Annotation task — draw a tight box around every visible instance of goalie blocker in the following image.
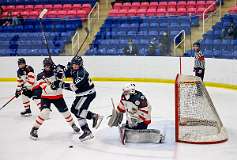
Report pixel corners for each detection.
[108,83,165,144]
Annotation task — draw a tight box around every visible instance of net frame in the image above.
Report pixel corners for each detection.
[175,74,228,144]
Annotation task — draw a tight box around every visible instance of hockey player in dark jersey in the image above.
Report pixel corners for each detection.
[15,58,41,116]
[50,56,103,142]
[30,58,80,140]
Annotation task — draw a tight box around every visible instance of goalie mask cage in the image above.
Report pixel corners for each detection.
[175,74,228,144]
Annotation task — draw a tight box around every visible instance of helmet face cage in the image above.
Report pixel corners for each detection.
[43,58,54,69]
[123,83,136,95]
[71,56,83,67]
[18,58,26,65]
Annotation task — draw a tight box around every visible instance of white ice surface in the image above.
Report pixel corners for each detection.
[0,82,237,160]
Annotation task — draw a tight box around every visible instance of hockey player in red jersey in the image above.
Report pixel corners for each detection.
[193,42,205,81]
[117,83,151,129]
[30,58,80,140]
[15,58,41,116]
[108,83,164,144]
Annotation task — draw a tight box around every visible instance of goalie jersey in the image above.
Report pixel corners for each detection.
[117,90,151,126]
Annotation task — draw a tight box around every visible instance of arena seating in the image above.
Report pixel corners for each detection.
[0,4,92,19]
[228,6,237,14]
[0,18,82,56]
[184,14,237,59]
[86,16,199,56]
[0,0,96,6]
[109,1,216,17]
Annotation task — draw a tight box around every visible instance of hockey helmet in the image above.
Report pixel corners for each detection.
[18,58,26,65]
[43,58,53,67]
[193,41,200,48]
[71,56,83,66]
[123,83,136,95]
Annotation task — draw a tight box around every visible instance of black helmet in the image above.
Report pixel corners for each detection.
[193,41,200,48]
[71,56,83,66]
[43,58,53,67]
[18,58,26,65]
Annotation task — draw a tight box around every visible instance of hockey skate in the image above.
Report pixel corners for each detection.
[30,127,38,140]
[21,108,32,117]
[79,129,94,142]
[92,114,104,129]
[72,123,80,133]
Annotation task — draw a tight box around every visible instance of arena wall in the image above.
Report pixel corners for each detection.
[0,56,236,90]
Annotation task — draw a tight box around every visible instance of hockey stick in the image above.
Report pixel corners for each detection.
[0,96,16,111]
[38,9,52,60]
[73,27,90,58]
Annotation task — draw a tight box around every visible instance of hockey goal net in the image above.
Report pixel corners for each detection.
[175,74,228,144]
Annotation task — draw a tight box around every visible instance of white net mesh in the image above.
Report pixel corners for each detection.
[176,75,228,143]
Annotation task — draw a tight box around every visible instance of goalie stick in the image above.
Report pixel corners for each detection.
[111,98,126,145]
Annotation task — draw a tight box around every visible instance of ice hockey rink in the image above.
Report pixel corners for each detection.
[0,81,237,160]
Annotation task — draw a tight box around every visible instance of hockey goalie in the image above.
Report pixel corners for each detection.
[108,83,165,145]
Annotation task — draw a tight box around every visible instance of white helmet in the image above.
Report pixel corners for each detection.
[123,83,136,95]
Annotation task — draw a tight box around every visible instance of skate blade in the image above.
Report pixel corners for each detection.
[30,136,38,141]
[21,113,32,117]
[94,116,104,129]
[79,134,94,142]
[73,130,81,134]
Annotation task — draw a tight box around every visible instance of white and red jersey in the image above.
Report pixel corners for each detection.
[117,90,151,125]
[35,70,63,100]
[16,65,36,90]
[194,50,205,69]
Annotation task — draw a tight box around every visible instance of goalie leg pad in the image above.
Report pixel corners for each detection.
[124,128,165,144]
[108,108,123,127]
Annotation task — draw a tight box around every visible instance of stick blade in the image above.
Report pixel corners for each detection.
[39,8,48,19]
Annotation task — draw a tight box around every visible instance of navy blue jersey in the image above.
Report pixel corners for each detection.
[37,70,54,81]
[65,67,95,95]
[17,65,34,78]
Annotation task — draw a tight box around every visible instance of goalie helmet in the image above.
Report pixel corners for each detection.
[18,58,26,65]
[71,56,83,67]
[123,83,136,95]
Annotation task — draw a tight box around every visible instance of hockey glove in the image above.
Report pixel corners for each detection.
[67,62,72,69]
[55,64,65,79]
[51,80,64,90]
[22,87,32,97]
[15,88,22,98]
